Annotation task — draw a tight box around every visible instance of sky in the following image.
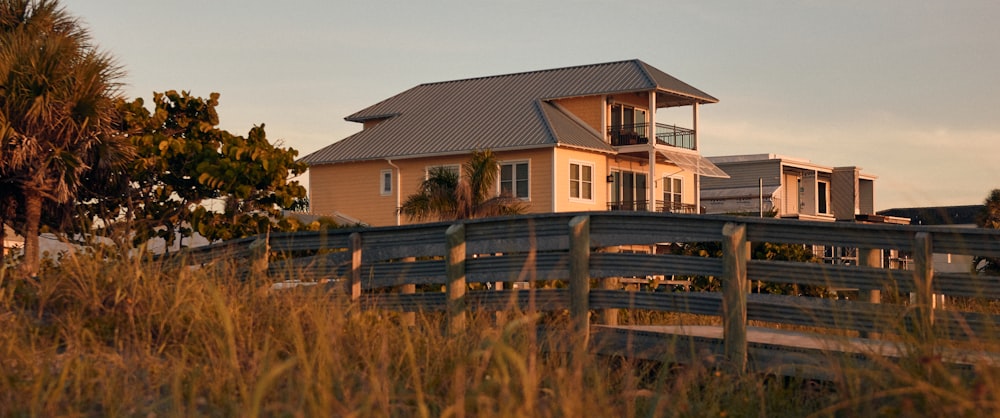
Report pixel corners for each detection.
[63,0,1000,211]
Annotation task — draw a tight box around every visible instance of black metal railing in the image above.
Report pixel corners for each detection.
[658,200,700,214]
[655,124,696,150]
[608,123,649,146]
[608,200,699,214]
[607,200,650,211]
[608,123,696,150]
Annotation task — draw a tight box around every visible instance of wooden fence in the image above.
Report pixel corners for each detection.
[180,211,1000,375]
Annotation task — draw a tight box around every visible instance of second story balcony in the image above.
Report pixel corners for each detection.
[608,123,696,150]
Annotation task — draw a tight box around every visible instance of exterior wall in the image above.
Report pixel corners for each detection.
[362,117,390,130]
[607,93,649,110]
[309,149,556,226]
[602,154,694,211]
[801,171,818,215]
[831,167,860,221]
[782,172,800,215]
[309,161,402,226]
[552,147,609,212]
[553,96,605,133]
[701,160,781,190]
[495,148,555,215]
[859,178,875,215]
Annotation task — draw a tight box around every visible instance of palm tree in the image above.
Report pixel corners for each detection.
[0,0,124,275]
[399,149,527,222]
[974,189,1000,275]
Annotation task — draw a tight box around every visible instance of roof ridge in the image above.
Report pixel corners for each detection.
[631,59,659,89]
[418,59,641,87]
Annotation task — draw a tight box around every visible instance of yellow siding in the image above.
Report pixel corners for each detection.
[607,93,650,109]
[309,150,556,226]
[309,146,699,225]
[308,161,400,226]
[606,156,696,208]
[494,148,555,215]
[553,96,604,133]
[553,147,609,212]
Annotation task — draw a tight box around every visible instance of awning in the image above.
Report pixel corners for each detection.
[657,148,730,178]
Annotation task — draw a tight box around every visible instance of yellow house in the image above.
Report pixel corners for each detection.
[301,59,728,226]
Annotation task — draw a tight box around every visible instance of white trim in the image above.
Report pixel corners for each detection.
[551,150,557,212]
[662,174,683,204]
[568,160,595,203]
[379,169,393,196]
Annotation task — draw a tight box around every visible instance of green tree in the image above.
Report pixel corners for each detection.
[102,91,308,250]
[399,149,526,222]
[973,188,1000,275]
[667,233,823,295]
[0,0,125,275]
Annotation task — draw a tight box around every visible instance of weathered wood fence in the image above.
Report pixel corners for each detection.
[180,211,1000,374]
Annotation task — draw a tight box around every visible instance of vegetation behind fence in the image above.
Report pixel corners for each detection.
[183,211,1000,373]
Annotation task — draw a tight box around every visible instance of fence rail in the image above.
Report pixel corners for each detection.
[180,211,1000,375]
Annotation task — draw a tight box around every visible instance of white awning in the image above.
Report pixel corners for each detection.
[657,148,730,178]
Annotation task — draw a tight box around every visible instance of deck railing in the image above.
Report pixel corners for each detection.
[607,200,699,213]
[608,123,696,150]
[180,211,1000,375]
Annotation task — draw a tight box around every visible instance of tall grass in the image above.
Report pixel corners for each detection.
[1,250,998,417]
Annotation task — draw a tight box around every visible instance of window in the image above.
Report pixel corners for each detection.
[569,162,594,201]
[818,181,829,214]
[380,169,393,196]
[610,104,647,129]
[609,104,648,144]
[663,176,682,204]
[425,164,460,179]
[500,161,529,199]
[610,170,647,210]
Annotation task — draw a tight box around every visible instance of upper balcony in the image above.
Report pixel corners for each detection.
[607,123,696,150]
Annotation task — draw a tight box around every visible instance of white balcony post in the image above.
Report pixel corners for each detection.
[648,91,657,211]
[693,102,701,210]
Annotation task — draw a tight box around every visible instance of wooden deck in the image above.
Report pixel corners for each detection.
[592,324,1000,381]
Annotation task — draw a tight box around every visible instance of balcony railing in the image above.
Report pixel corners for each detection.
[607,123,696,150]
[607,200,700,214]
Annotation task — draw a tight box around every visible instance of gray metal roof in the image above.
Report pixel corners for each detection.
[302,59,717,165]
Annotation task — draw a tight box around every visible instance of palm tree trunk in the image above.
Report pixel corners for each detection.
[21,190,42,277]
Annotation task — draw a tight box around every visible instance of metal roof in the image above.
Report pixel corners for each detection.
[302,59,717,165]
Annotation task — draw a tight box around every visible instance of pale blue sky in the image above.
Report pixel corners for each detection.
[65,0,1000,210]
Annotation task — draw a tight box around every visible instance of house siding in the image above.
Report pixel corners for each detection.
[495,148,554,216]
[553,96,604,133]
[309,161,401,226]
[309,149,557,226]
[702,161,780,190]
[554,147,608,212]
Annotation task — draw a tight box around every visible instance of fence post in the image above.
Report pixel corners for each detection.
[721,222,748,374]
[858,248,883,304]
[912,232,935,347]
[348,232,362,301]
[569,216,591,344]
[248,230,270,278]
[858,247,883,338]
[398,257,416,327]
[446,223,467,334]
[598,246,620,326]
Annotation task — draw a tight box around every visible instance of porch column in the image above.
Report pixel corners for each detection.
[693,102,701,210]
[648,91,657,212]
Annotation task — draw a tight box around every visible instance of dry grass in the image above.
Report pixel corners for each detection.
[1,250,999,417]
